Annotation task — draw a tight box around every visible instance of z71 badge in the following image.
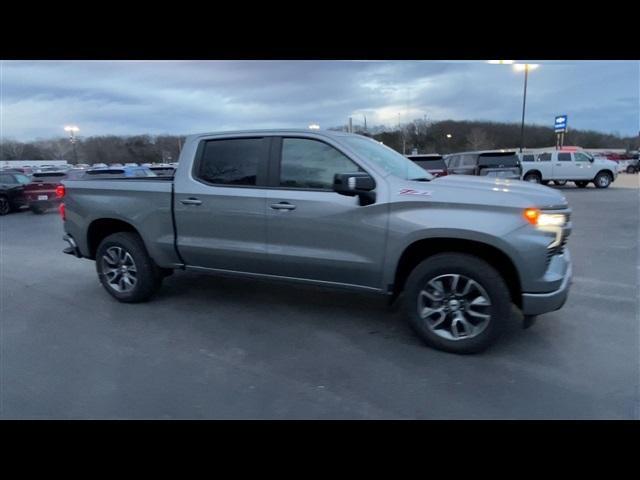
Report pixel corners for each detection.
[398,188,432,196]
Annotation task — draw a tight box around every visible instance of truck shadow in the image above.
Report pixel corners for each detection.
[156,270,527,354]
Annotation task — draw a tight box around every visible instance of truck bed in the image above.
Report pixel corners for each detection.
[62,178,180,267]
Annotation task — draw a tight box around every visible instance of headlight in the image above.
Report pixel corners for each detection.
[523,208,567,227]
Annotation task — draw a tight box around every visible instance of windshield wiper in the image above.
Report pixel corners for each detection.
[410,177,431,182]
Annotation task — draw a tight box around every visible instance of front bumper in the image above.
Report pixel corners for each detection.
[521,254,572,316]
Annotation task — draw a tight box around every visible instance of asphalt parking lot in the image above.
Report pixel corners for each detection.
[1,176,638,419]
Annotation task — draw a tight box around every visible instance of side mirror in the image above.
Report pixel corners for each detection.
[589,157,594,163]
[333,172,376,205]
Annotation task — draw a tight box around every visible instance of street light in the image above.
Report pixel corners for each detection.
[488,61,540,152]
[308,124,320,130]
[446,133,452,138]
[64,125,80,164]
[513,64,539,153]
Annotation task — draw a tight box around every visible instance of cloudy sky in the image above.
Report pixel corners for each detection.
[1,60,638,141]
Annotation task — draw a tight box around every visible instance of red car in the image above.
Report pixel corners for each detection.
[406,154,449,177]
[23,171,72,214]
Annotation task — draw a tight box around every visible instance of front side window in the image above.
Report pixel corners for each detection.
[280,138,362,189]
[522,154,535,162]
[197,138,266,186]
[558,153,572,162]
[539,153,551,162]
[574,153,590,162]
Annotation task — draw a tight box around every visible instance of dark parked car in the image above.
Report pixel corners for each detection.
[406,154,448,177]
[626,155,639,174]
[0,171,31,215]
[444,150,522,180]
[24,171,70,214]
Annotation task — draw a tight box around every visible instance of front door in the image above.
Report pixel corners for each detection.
[264,137,387,289]
[572,152,594,180]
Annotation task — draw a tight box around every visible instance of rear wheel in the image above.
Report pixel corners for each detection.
[0,196,10,216]
[95,232,163,303]
[403,253,511,354]
[575,181,588,188]
[523,172,541,184]
[594,171,612,188]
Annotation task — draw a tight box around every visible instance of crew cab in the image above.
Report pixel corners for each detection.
[61,130,573,354]
[520,150,618,188]
[444,150,522,180]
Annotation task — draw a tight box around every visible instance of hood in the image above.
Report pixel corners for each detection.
[393,175,568,210]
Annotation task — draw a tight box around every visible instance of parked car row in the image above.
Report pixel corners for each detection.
[0,163,176,216]
[406,149,621,189]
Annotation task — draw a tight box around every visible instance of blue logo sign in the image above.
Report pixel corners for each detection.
[555,115,568,133]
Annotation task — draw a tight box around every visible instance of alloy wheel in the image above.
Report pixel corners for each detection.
[101,246,138,293]
[417,274,492,341]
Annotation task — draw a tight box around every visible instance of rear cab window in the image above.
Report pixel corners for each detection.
[195,137,270,187]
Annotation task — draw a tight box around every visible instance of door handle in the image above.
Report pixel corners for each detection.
[270,202,296,211]
[180,198,202,206]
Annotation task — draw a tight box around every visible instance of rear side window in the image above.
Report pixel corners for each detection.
[478,154,519,167]
[558,153,572,162]
[446,156,459,168]
[461,155,477,167]
[197,138,267,186]
[279,138,362,189]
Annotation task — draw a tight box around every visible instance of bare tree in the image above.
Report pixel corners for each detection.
[466,128,494,150]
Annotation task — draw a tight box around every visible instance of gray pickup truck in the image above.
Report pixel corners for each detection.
[61,130,572,353]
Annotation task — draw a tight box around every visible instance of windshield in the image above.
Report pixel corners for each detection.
[340,136,434,181]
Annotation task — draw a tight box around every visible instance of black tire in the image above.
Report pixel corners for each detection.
[575,181,588,188]
[95,232,163,303]
[541,180,550,186]
[0,196,10,216]
[403,253,512,354]
[523,172,541,184]
[553,180,567,186]
[594,171,612,189]
[626,165,637,174]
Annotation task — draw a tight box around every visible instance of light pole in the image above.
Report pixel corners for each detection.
[488,61,539,152]
[513,63,539,153]
[64,125,79,164]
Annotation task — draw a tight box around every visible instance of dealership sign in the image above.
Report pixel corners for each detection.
[554,115,568,133]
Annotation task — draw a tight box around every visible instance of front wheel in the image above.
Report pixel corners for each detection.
[403,253,511,354]
[95,232,163,303]
[575,181,588,188]
[626,165,637,174]
[594,171,612,188]
[523,172,541,184]
[0,196,10,216]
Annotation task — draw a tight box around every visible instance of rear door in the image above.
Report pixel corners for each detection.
[264,136,387,288]
[552,152,573,179]
[174,136,271,273]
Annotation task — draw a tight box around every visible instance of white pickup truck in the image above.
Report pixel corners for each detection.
[519,151,618,188]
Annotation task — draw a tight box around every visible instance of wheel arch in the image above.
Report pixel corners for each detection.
[391,237,522,308]
[87,218,139,260]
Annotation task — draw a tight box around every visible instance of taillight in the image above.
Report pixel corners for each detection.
[56,185,65,198]
[58,203,66,221]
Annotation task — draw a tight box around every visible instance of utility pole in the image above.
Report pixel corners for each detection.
[519,64,529,153]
